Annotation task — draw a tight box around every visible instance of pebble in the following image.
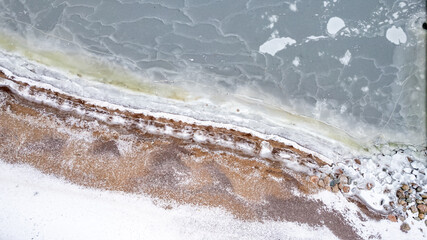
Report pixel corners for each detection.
[378,171,387,179]
[419,213,425,220]
[332,185,339,193]
[410,205,418,213]
[388,214,397,222]
[416,186,423,192]
[366,183,373,190]
[330,179,338,187]
[417,204,427,213]
[310,175,319,184]
[318,179,325,188]
[339,175,348,184]
[400,223,410,232]
[411,161,423,169]
[421,194,427,199]
[398,199,407,207]
[416,199,423,204]
[342,186,350,193]
[396,189,405,198]
[401,184,409,191]
[324,176,331,186]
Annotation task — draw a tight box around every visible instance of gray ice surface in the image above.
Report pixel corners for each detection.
[0,0,425,147]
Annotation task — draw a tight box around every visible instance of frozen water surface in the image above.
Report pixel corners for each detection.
[0,0,425,154]
[0,1,426,239]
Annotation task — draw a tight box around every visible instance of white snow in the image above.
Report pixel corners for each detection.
[361,86,369,93]
[289,3,297,12]
[305,35,328,43]
[267,15,278,29]
[326,17,345,35]
[1,156,426,240]
[270,29,279,38]
[292,57,300,67]
[385,26,407,45]
[260,141,273,158]
[339,50,351,65]
[259,37,296,56]
[0,161,340,240]
[392,12,399,19]
[310,190,426,240]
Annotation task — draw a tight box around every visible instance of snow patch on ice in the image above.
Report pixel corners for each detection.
[292,57,300,67]
[339,50,351,65]
[289,3,297,12]
[327,17,345,35]
[267,15,278,29]
[259,37,296,56]
[385,26,407,45]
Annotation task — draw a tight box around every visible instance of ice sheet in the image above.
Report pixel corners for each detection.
[0,0,424,151]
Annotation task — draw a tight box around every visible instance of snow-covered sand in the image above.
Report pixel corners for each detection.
[0,161,340,240]
[1,160,425,240]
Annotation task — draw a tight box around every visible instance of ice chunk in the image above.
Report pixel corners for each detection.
[385,26,407,45]
[339,50,351,65]
[259,37,296,56]
[327,17,345,35]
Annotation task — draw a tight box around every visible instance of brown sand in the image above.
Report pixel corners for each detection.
[0,73,364,239]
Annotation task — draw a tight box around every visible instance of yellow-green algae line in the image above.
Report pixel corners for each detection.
[0,30,193,101]
[0,30,380,155]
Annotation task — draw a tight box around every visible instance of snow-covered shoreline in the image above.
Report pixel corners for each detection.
[1,47,426,224]
[1,158,425,240]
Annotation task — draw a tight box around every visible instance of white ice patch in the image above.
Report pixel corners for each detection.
[305,35,328,42]
[361,86,369,93]
[267,15,278,29]
[292,57,300,67]
[339,50,351,65]
[385,26,407,45]
[270,29,279,38]
[392,12,399,19]
[260,141,273,158]
[326,17,345,35]
[259,37,296,56]
[289,3,297,12]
